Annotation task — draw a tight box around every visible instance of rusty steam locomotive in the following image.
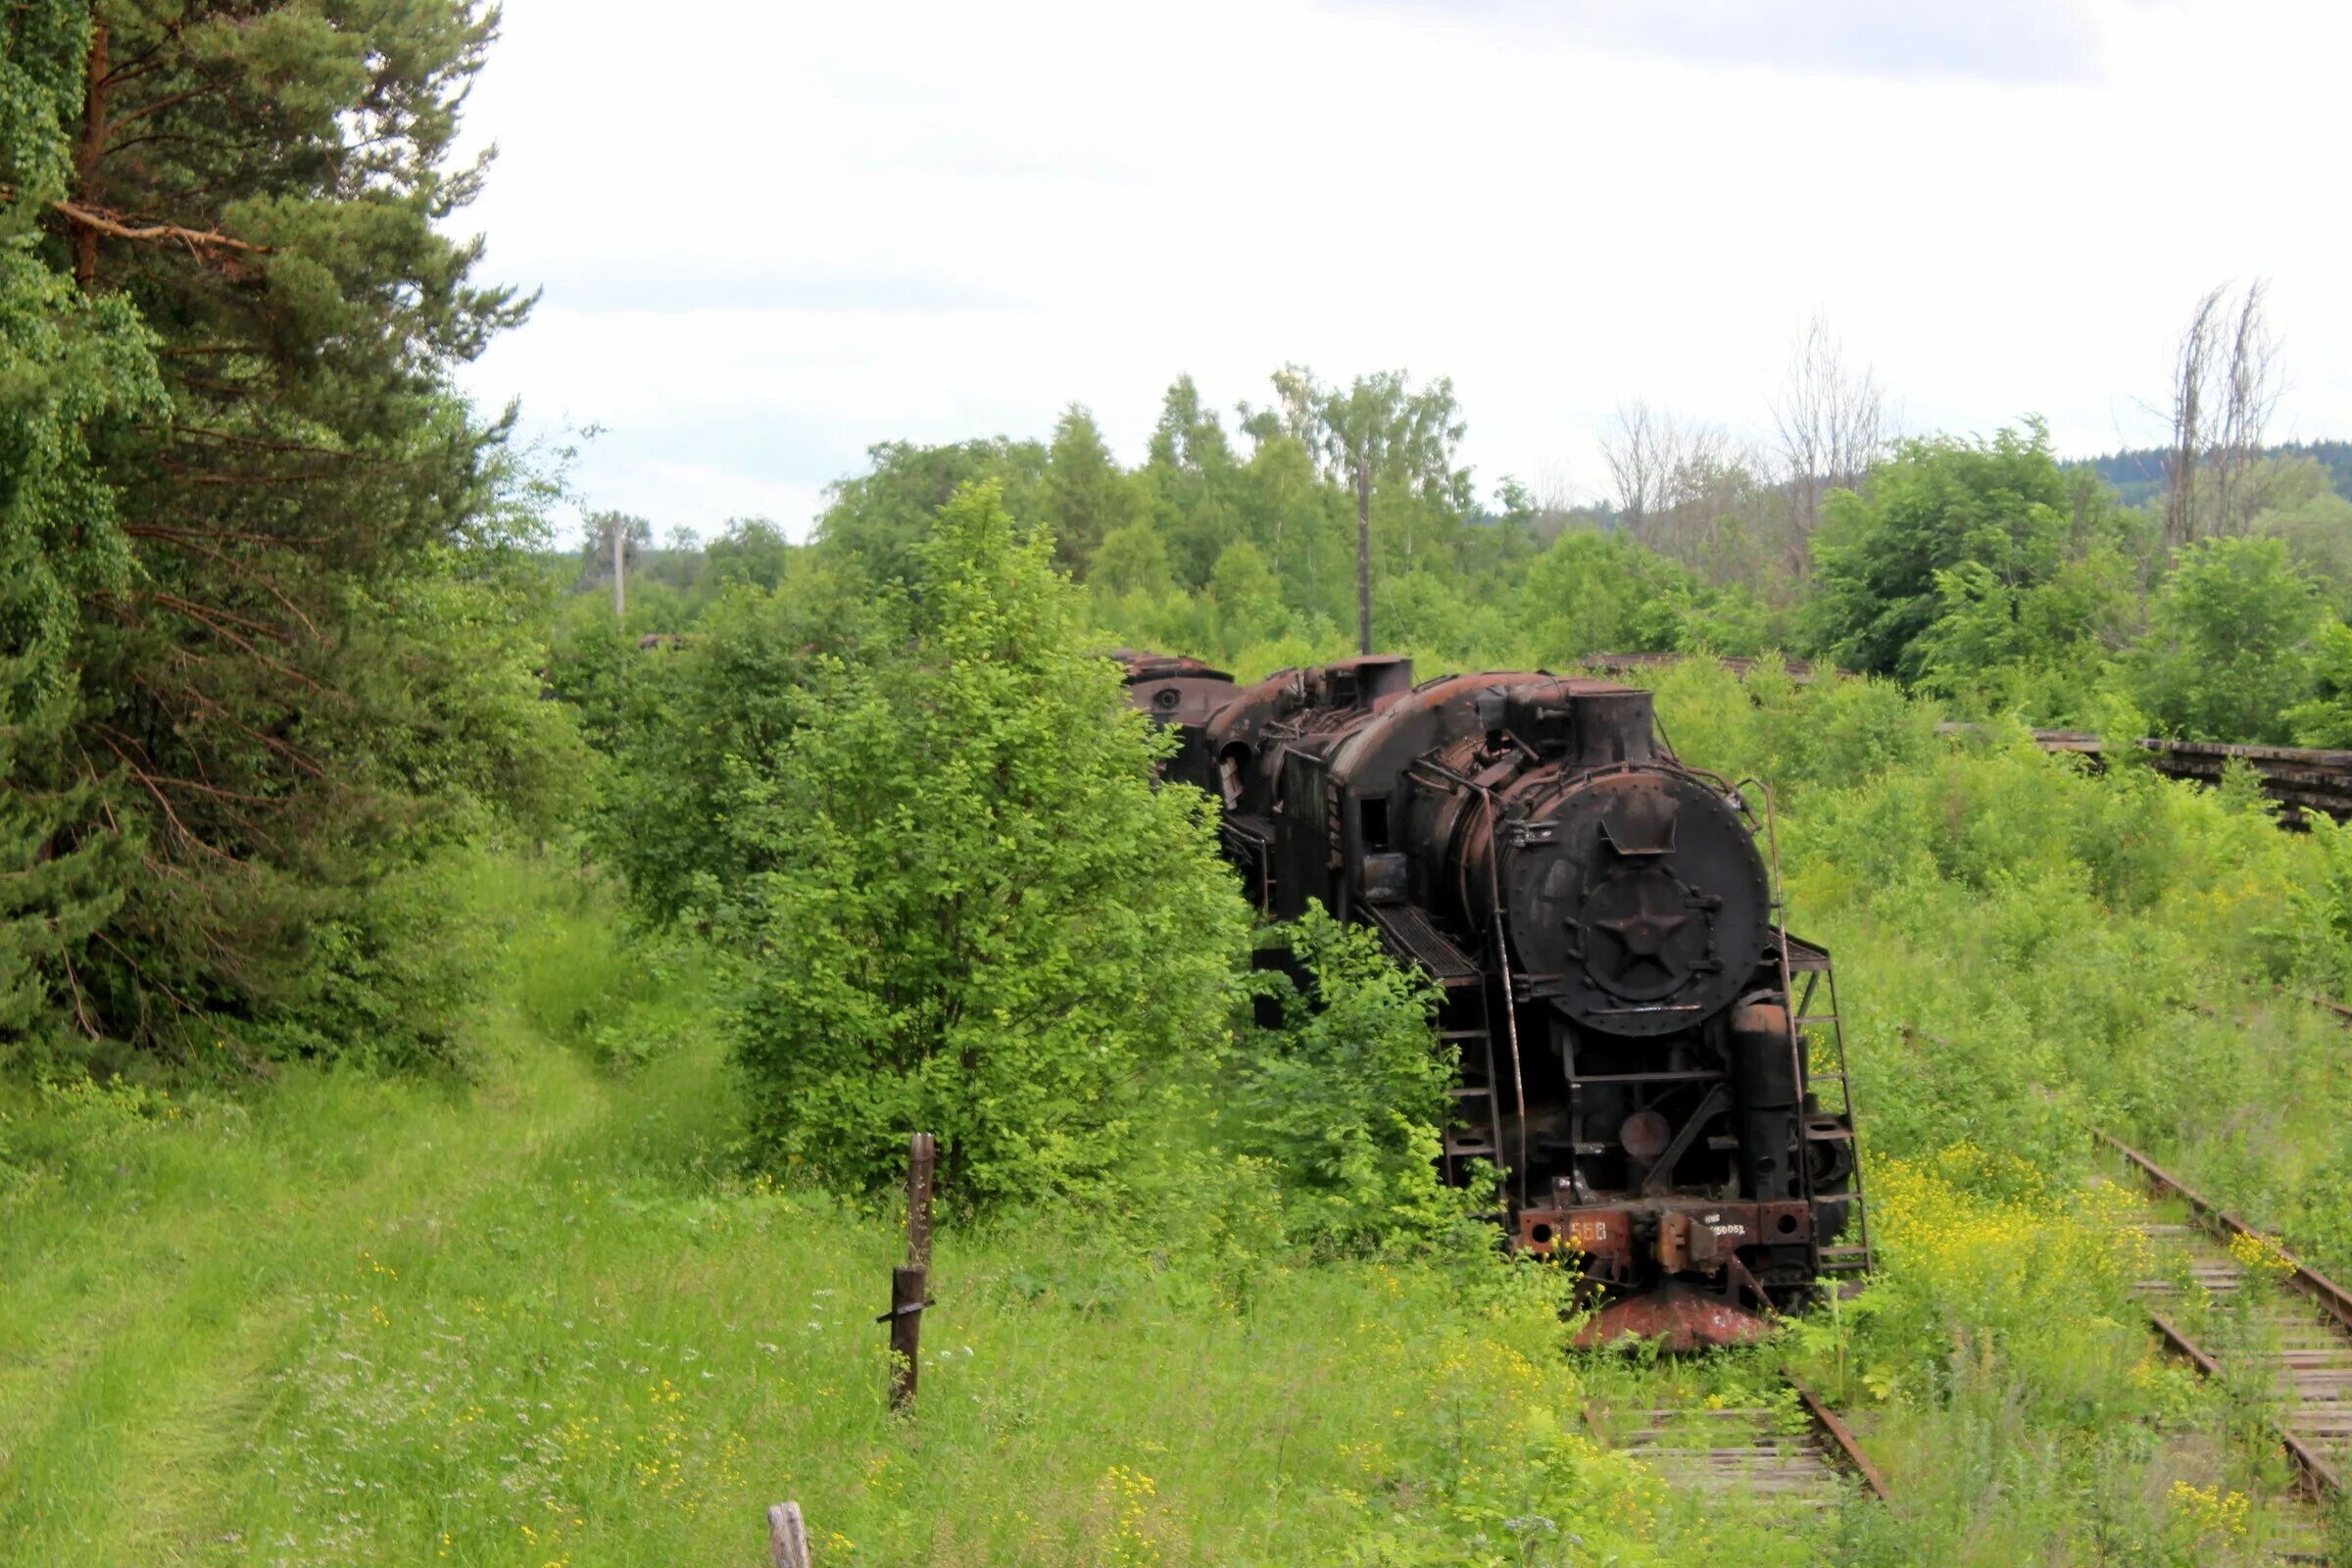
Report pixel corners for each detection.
[1119,651,1871,1348]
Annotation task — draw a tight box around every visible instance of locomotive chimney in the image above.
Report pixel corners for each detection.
[1570,688,1656,768]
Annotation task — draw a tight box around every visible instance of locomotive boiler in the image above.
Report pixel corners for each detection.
[1117,651,1871,1348]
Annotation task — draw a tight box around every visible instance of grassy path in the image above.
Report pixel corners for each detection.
[0,1005,616,1561]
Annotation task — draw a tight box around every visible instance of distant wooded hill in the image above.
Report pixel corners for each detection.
[2076,441,2352,507]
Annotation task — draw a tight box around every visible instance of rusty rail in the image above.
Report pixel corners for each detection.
[1913,1033,2347,1534]
[2105,1130,2351,1508]
[1591,1371,1890,1509]
[2002,727,2352,824]
[1784,1368,1892,1501]
[2148,1293,2344,1501]
[2095,1127,2352,1336]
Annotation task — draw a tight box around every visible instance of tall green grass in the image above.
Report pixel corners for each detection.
[0,856,1783,1565]
[0,771,2329,1564]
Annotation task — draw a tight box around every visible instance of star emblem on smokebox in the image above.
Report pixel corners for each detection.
[1593,879,1690,959]
[1579,870,1706,1001]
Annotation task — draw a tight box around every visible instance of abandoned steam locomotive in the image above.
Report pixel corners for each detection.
[1118,651,1870,1348]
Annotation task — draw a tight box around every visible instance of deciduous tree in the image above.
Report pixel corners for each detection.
[724,483,1250,1202]
[1807,423,2074,682]
[2133,535,2322,743]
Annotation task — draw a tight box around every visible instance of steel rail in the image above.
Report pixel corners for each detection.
[1908,1038,2347,1522]
[2095,1127,2352,1337]
[2104,1131,2349,1503]
[1783,1368,1893,1501]
[1588,1371,1891,1508]
[2146,1306,2344,1500]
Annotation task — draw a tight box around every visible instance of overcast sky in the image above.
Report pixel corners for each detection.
[455,0,2352,541]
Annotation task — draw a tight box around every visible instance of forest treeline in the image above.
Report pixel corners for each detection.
[561,322,2352,757]
[2085,439,2352,509]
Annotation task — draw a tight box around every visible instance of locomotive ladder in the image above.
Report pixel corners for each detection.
[1367,904,1506,1185]
[1747,766,1875,1285]
[1440,972,1507,1184]
[1781,939,1876,1282]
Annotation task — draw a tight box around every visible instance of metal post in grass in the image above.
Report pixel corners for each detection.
[885,1263,927,1408]
[907,1132,936,1270]
[880,1132,937,1410]
[767,1501,811,1567]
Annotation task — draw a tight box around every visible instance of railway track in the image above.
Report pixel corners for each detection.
[1586,1368,1889,1511]
[2104,1128,2352,1562]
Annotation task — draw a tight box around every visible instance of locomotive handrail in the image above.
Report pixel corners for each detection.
[1465,778,1533,1206]
[1738,775,1804,1045]
[1404,757,1478,792]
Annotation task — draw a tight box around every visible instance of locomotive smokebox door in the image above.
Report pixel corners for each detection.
[1504,769,1773,1040]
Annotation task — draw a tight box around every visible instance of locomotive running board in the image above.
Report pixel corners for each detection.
[1366,903,1482,988]
[1775,927,1833,973]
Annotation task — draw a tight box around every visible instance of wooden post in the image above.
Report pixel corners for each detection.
[888,1263,926,1409]
[906,1132,936,1270]
[881,1133,936,1410]
[767,1501,811,1568]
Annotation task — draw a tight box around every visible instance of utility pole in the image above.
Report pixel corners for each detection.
[612,516,626,621]
[1355,455,1372,656]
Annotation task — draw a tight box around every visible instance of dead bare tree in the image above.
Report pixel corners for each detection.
[1651,425,1735,564]
[1601,402,1726,546]
[2219,280,2280,536]
[1771,313,1887,575]
[2165,280,2280,548]
[2166,286,2223,550]
[1600,400,1670,535]
[1525,459,1583,544]
[1599,401,1785,585]
[1663,435,1780,588]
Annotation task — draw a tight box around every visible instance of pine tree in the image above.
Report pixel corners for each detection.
[12,1,565,1057]
[0,5,160,1051]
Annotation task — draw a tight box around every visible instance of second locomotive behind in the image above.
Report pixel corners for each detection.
[1118,651,1871,1348]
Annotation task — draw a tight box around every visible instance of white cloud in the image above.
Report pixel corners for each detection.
[456,0,2352,538]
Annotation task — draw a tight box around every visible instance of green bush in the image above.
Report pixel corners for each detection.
[2132,536,2325,743]
[588,562,882,927]
[720,482,1251,1205]
[1235,906,1468,1255]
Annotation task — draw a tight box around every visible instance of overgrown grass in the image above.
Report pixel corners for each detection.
[0,855,1818,1566]
[8,707,2346,1564]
